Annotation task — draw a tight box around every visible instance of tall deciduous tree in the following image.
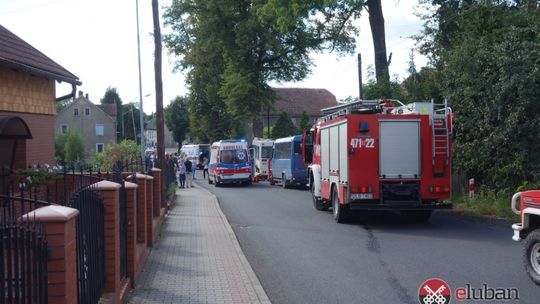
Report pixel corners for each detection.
[272,112,298,138]
[164,96,190,147]
[418,1,540,189]
[121,103,145,144]
[261,0,389,84]
[64,129,85,165]
[298,111,312,132]
[365,0,389,82]
[100,87,123,142]
[164,0,361,138]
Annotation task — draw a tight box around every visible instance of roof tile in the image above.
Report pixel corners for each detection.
[0,24,80,84]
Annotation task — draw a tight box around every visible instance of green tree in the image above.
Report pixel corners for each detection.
[64,129,85,165]
[261,0,390,81]
[163,0,364,139]
[121,103,145,144]
[100,87,123,142]
[298,111,311,132]
[165,96,190,146]
[272,112,298,138]
[418,1,540,189]
[54,133,69,164]
[362,69,405,100]
[56,97,73,113]
[92,140,140,171]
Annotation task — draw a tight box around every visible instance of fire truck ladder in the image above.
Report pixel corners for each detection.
[320,99,408,122]
[431,99,451,177]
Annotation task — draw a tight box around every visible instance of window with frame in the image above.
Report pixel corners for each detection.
[274,142,290,159]
[73,108,79,116]
[95,124,104,136]
[96,143,104,153]
[85,108,90,115]
[61,125,68,134]
[293,141,301,155]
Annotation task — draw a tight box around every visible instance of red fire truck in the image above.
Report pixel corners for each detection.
[302,99,453,223]
[511,191,540,284]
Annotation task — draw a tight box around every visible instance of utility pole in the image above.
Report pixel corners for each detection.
[358,53,363,100]
[152,0,166,201]
[135,0,146,165]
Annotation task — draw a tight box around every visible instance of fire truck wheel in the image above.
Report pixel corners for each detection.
[311,183,327,211]
[523,230,540,285]
[401,210,432,222]
[332,187,349,223]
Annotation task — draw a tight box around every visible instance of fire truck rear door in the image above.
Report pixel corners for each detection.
[379,119,420,179]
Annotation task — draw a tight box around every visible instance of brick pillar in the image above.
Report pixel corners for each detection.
[151,168,162,217]
[22,205,79,304]
[145,175,154,246]
[92,181,121,299]
[127,174,149,245]
[124,181,138,285]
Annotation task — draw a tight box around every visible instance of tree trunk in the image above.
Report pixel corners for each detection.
[152,0,166,201]
[366,0,389,82]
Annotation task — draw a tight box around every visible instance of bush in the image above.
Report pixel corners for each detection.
[91,140,140,171]
[452,187,519,221]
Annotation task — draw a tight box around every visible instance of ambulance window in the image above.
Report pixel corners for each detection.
[254,147,259,159]
[261,146,273,159]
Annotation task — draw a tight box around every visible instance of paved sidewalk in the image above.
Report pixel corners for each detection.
[127,182,271,304]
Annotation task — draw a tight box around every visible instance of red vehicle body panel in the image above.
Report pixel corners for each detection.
[306,102,453,208]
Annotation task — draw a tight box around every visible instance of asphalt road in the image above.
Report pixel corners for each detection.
[194,171,540,304]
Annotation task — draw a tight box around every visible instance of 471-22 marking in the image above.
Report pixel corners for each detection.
[350,138,375,149]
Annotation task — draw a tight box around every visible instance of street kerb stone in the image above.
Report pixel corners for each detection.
[127,180,271,304]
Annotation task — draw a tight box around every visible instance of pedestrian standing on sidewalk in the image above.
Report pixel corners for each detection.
[202,157,209,179]
[185,158,193,188]
[178,159,186,188]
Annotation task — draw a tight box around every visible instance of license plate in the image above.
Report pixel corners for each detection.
[350,193,373,200]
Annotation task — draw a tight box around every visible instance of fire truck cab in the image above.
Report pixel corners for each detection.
[511,191,540,284]
[303,99,453,223]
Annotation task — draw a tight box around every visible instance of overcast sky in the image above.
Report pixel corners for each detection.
[1,0,430,114]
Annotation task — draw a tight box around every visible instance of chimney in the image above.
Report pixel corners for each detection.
[78,90,83,97]
[85,93,89,99]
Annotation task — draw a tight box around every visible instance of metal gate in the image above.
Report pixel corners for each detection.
[112,161,128,280]
[0,195,49,304]
[69,187,105,304]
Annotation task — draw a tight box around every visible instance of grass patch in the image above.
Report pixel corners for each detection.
[451,191,519,221]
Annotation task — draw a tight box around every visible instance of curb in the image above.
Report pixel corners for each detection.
[194,181,272,304]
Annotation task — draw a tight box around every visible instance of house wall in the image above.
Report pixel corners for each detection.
[0,66,57,167]
[0,66,56,115]
[55,98,116,160]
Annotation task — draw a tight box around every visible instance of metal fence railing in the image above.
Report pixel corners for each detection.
[0,184,49,304]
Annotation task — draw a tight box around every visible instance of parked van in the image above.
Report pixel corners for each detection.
[251,138,274,180]
[270,135,308,188]
[208,140,251,186]
[180,144,210,169]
